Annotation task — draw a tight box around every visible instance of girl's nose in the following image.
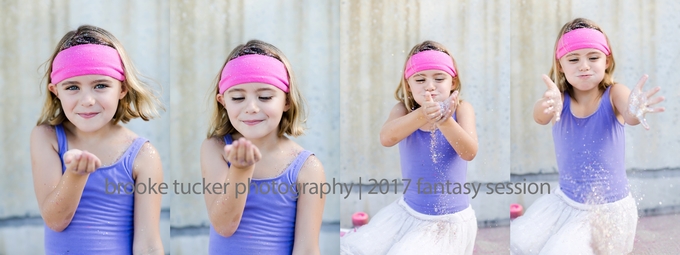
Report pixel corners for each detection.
[80,93,95,107]
[244,99,260,114]
[424,80,436,91]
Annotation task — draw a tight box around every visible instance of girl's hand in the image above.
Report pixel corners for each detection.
[63,149,102,175]
[420,92,443,124]
[541,74,563,122]
[628,75,665,130]
[435,91,459,125]
[224,138,262,169]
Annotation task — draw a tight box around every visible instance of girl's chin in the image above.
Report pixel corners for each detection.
[66,116,114,132]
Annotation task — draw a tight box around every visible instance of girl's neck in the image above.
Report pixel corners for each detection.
[572,86,603,104]
[63,121,118,144]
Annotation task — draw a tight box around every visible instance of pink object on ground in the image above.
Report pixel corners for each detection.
[352,212,369,227]
[510,203,524,219]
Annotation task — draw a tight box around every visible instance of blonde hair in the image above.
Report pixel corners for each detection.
[549,18,616,101]
[207,40,307,138]
[395,40,462,112]
[37,25,162,126]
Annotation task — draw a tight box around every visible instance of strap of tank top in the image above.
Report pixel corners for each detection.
[223,134,233,167]
[602,85,613,113]
[124,137,149,175]
[288,150,313,185]
[222,134,233,145]
[54,124,69,171]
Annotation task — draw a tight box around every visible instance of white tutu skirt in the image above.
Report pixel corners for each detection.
[510,188,637,255]
[341,198,477,255]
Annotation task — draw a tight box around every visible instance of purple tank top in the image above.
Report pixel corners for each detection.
[209,134,312,254]
[398,113,469,215]
[45,124,147,254]
[553,86,628,204]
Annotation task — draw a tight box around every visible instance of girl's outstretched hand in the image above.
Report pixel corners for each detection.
[224,138,262,169]
[63,149,102,175]
[541,74,563,122]
[435,90,459,125]
[628,74,665,130]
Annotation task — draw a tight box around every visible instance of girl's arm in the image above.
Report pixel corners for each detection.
[379,103,429,147]
[132,142,164,255]
[30,125,100,232]
[610,76,665,128]
[292,155,326,255]
[610,83,640,125]
[201,137,258,237]
[437,101,478,161]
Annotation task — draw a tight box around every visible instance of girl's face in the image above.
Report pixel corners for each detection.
[407,69,454,105]
[558,48,609,92]
[217,83,290,139]
[48,75,127,132]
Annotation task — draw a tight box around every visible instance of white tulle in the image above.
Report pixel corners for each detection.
[510,188,637,255]
[341,198,477,255]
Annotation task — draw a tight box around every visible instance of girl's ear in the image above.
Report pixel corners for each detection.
[606,55,611,69]
[48,83,58,97]
[216,93,226,107]
[283,95,291,112]
[119,81,128,99]
[557,62,564,73]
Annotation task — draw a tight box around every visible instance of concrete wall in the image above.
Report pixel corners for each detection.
[0,0,171,254]
[339,0,512,228]
[510,0,680,214]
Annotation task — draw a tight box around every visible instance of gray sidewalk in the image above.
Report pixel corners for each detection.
[472,213,680,254]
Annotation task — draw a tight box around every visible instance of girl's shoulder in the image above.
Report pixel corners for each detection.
[281,137,305,152]
[608,83,628,98]
[388,102,409,117]
[30,124,59,152]
[200,135,228,163]
[456,100,475,117]
[292,140,323,183]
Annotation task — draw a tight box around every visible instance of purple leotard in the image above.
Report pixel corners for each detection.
[398,113,470,215]
[209,134,313,254]
[553,86,629,204]
[45,124,147,254]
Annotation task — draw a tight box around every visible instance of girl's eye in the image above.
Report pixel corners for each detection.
[589,57,600,61]
[65,85,79,90]
[415,79,425,82]
[231,97,244,101]
[94,84,108,89]
[569,59,578,62]
[435,78,445,82]
[259,96,273,101]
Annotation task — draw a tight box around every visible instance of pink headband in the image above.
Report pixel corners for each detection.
[404,50,457,79]
[555,28,611,59]
[219,54,290,94]
[51,44,125,84]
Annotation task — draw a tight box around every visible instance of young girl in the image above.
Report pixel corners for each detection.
[30,25,165,254]
[511,18,665,254]
[341,40,479,255]
[201,40,326,255]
